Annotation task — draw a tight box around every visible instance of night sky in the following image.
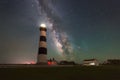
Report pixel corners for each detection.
[0,0,120,64]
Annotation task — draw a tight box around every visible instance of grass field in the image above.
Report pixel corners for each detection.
[0,65,120,80]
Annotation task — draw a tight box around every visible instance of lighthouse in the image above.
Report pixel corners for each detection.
[37,24,47,64]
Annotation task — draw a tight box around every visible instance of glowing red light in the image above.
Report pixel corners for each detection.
[48,61,51,65]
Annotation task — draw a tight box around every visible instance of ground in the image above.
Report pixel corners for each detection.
[0,65,120,80]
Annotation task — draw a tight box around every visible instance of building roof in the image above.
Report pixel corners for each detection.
[84,59,97,61]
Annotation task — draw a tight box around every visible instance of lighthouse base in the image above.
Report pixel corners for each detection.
[37,54,48,65]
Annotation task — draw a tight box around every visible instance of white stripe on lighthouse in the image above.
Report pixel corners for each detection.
[40,31,46,36]
[39,41,47,48]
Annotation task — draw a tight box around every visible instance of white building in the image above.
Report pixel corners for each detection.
[83,59,99,66]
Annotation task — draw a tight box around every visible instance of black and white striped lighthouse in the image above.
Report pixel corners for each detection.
[37,24,47,64]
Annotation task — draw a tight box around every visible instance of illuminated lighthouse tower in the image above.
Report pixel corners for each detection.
[37,24,47,64]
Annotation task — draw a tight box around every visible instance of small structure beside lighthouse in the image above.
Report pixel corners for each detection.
[37,24,47,64]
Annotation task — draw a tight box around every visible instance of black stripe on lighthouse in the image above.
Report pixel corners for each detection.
[40,28,47,31]
[40,36,46,42]
[38,47,47,54]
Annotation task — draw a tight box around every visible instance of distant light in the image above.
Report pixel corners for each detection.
[25,62,31,64]
[30,61,36,64]
[89,62,95,65]
[40,24,46,28]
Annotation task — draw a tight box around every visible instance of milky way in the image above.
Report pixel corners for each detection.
[35,0,75,61]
